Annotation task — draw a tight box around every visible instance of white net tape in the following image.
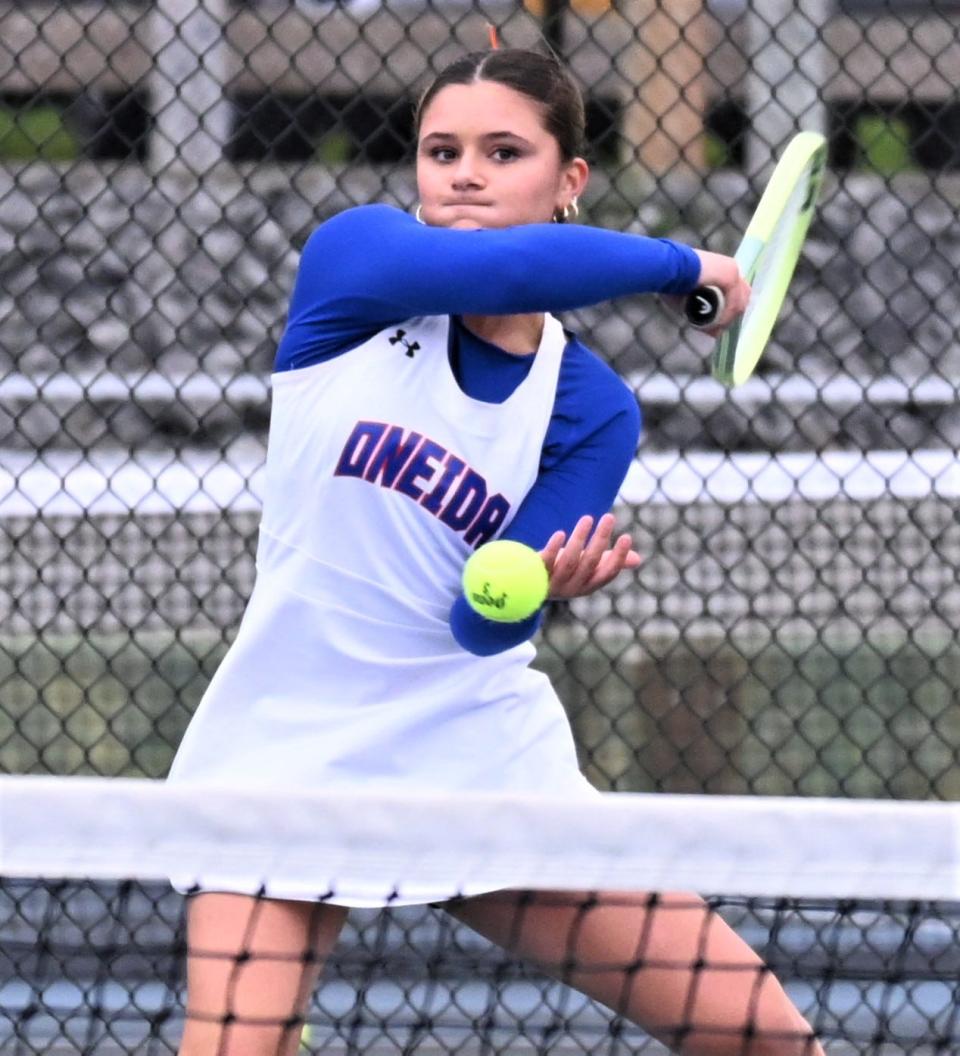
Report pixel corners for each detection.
[2,778,958,903]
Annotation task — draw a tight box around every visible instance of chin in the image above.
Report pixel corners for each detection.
[452,215,529,231]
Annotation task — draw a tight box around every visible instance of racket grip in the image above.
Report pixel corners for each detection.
[684,286,725,328]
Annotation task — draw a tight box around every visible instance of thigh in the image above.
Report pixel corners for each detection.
[446,889,821,1056]
[179,892,348,1056]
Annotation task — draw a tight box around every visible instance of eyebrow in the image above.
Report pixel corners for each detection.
[420,131,533,146]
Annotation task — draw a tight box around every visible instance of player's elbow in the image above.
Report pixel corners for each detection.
[449,594,541,656]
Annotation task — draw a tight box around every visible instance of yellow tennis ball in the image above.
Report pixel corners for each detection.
[462,540,549,622]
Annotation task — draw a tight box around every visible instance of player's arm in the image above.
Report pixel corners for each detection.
[277,205,712,370]
[302,204,704,312]
[450,374,640,656]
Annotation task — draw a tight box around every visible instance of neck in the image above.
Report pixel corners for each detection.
[460,313,545,356]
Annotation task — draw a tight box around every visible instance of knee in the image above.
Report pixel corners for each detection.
[743,1029,825,1056]
[177,1018,305,1056]
[667,1025,824,1056]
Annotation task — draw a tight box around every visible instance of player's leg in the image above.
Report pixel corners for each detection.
[447,889,824,1056]
[178,892,348,1056]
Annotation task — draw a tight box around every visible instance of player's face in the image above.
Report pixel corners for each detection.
[416,81,588,230]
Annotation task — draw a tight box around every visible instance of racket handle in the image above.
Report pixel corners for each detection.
[684,286,725,328]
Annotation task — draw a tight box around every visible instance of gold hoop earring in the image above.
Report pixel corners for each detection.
[415,204,424,224]
[555,198,580,223]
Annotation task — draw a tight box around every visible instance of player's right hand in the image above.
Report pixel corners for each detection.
[689,250,751,335]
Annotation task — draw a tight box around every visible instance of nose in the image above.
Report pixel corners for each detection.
[450,149,485,190]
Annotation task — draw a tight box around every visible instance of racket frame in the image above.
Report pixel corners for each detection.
[710,131,828,386]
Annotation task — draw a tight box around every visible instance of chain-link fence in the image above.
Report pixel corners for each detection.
[2,0,960,797]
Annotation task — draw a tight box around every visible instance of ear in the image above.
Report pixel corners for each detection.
[559,157,590,212]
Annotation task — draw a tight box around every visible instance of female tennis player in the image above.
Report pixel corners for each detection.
[170,47,823,1056]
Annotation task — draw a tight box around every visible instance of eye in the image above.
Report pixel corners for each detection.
[429,147,457,163]
[492,146,520,162]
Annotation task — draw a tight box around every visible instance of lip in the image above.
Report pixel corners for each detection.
[445,201,492,208]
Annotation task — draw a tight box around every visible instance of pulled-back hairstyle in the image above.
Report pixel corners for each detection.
[415,49,586,162]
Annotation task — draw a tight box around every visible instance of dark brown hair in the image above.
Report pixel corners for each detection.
[415,49,586,162]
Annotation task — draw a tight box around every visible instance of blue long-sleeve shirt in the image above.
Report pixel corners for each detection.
[274,205,701,654]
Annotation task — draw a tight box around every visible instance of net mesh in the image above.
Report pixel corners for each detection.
[2,780,959,1056]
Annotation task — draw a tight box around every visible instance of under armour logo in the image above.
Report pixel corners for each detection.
[389,329,420,358]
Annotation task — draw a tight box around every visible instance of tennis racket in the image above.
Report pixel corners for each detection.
[684,131,828,386]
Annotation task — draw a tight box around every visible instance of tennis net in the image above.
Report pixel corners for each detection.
[2,779,959,1056]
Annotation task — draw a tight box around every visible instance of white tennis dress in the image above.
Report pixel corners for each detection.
[167,313,597,904]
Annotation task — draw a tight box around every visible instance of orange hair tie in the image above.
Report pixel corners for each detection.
[487,23,500,50]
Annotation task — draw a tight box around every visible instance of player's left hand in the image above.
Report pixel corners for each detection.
[540,513,642,600]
